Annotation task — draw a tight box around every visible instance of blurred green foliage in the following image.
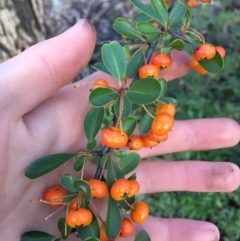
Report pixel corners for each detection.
[146,1,240,241]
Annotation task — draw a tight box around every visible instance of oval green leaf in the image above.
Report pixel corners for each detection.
[159,96,178,107]
[119,152,141,175]
[106,196,121,239]
[134,13,151,22]
[85,238,100,241]
[60,174,78,193]
[168,39,185,51]
[168,2,187,27]
[89,88,117,106]
[114,95,132,119]
[134,230,151,241]
[146,34,161,42]
[58,218,71,240]
[126,47,145,78]
[114,150,128,159]
[87,139,97,151]
[25,153,76,179]
[21,231,56,241]
[150,0,168,26]
[126,78,161,104]
[159,78,168,96]
[73,155,87,171]
[63,194,78,203]
[198,51,224,74]
[139,107,154,134]
[73,180,92,201]
[113,18,144,40]
[77,207,100,240]
[130,0,166,24]
[91,62,111,75]
[102,41,126,83]
[136,21,162,36]
[122,117,137,137]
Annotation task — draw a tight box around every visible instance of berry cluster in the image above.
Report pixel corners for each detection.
[187,0,212,7]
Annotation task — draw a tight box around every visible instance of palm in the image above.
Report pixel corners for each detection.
[0,20,239,241]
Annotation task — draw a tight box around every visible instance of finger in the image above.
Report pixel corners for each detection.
[138,118,240,158]
[136,161,240,194]
[0,19,96,118]
[128,217,220,241]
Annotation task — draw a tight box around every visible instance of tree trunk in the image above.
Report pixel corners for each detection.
[0,0,45,62]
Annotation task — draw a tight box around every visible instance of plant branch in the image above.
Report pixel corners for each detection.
[96,39,145,47]
[168,30,196,48]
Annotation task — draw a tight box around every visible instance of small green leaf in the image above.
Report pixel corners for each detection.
[114,95,132,119]
[122,117,137,136]
[25,153,76,179]
[159,78,168,96]
[63,194,78,203]
[106,196,121,239]
[130,0,166,24]
[136,21,162,36]
[114,150,128,159]
[58,218,71,240]
[87,139,97,151]
[146,34,161,42]
[126,78,161,104]
[119,196,135,211]
[84,107,104,140]
[150,0,168,26]
[139,107,155,134]
[134,13,151,22]
[102,41,126,83]
[119,152,141,175]
[89,88,117,106]
[198,51,224,74]
[73,155,86,171]
[159,96,178,107]
[73,180,92,201]
[113,18,144,40]
[126,47,145,78]
[60,174,78,193]
[181,7,192,28]
[91,62,111,75]
[77,207,100,240]
[168,39,185,51]
[168,2,187,27]
[134,230,151,241]
[128,173,137,180]
[84,238,100,241]
[21,231,56,241]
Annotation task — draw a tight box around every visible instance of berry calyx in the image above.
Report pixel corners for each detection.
[66,208,92,228]
[151,53,172,69]
[88,179,108,198]
[43,186,68,207]
[138,64,160,79]
[194,43,216,61]
[130,201,149,224]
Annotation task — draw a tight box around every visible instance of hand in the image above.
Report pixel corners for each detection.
[0,19,239,241]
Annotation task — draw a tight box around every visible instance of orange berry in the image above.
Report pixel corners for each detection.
[147,131,168,142]
[111,179,132,201]
[120,218,134,237]
[141,135,158,148]
[130,201,149,224]
[128,179,140,198]
[151,53,172,69]
[69,197,82,210]
[43,186,68,207]
[194,43,216,61]
[93,79,109,89]
[126,136,143,150]
[88,179,108,198]
[155,102,176,117]
[138,64,160,79]
[215,46,226,59]
[66,208,92,228]
[151,113,174,136]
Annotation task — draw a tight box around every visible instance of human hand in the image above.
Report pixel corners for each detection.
[0,19,239,241]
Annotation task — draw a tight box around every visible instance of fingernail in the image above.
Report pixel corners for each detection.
[76,19,95,33]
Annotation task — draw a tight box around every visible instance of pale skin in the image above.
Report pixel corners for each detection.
[0,19,239,241]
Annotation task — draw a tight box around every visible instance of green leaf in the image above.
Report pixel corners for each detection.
[84,107,104,140]
[114,95,132,119]
[134,230,151,241]
[60,174,78,193]
[181,7,192,28]
[168,39,185,51]
[134,13,151,22]
[130,0,166,24]
[87,139,97,151]
[128,173,137,180]
[159,96,178,107]
[114,150,128,159]
[73,155,87,171]
[63,194,78,203]
[106,196,121,239]
[126,47,145,78]
[122,117,137,136]
[198,51,224,74]
[58,218,71,240]
[119,152,141,175]
[106,157,124,188]
[150,0,168,26]
[89,88,117,106]
[21,231,56,241]
[139,107,155,134]
[168,2,187,27]
[146,34,161,42]
[126,78,161,104]
[99,154,109,169]
[77,207,100,240]
[102,41,126,83]
[136,21,162,36]
[25,153,76,179]
[91,62,111,75]
[84,238,100,241]
[73,180,92,201]
[159,78,168,95]
[113,18,144,40]
[119,196,135,211]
